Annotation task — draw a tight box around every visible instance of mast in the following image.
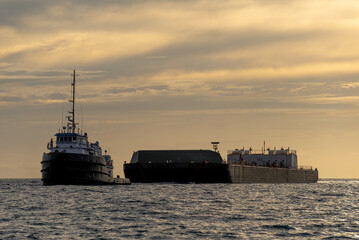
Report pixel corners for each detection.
[69,70,77,133]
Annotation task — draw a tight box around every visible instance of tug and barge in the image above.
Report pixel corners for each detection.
[124,142,318,183]
[41,71,317,185]
[41,70,130,185]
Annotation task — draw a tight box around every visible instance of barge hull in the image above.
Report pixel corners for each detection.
[229,164,318,183]
[124,163,318,183]
[124,163,230,183]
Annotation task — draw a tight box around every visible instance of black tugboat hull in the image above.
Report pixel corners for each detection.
[124,163,231,183]
[41,152,117,185]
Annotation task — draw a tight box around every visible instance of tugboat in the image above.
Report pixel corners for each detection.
[41,70,130,185]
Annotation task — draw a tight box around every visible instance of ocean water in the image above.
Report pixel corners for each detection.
[0,179,358,239]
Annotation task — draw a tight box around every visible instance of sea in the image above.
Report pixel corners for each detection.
[0,179,358,239]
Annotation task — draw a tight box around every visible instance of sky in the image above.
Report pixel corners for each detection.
[1,0,359,178]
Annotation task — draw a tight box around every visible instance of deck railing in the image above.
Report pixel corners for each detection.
[227,149,297,155]
[299,165,313,170]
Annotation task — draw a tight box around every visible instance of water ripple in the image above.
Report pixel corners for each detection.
[0,179,358,239]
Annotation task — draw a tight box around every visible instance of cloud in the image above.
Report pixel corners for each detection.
[341,82,359,89]
[2,0,359,177]
[106,85,168,94]
[2,0,359,80]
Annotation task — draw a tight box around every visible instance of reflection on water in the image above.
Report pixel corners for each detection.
[0,179,358,239]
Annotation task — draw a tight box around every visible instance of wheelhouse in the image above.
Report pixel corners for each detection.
[55,133,88,145]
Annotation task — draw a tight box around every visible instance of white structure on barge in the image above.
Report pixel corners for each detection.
[228,147,299,169]
[227,146,318,183]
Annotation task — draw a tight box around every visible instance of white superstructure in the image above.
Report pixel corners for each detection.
[48,132,103,156]
[227,147,298,169]
[103,153,114,177]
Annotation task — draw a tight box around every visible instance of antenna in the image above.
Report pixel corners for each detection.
[263,140,266,153]
[77,81,84,132]
[80,100,84,134]
[211,141,220,152]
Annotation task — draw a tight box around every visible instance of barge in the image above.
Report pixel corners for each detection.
[124,143,318,183]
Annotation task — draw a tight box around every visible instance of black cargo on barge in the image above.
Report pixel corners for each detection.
[123,150,230,183]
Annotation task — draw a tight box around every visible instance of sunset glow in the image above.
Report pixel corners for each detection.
[1,0,359,178]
